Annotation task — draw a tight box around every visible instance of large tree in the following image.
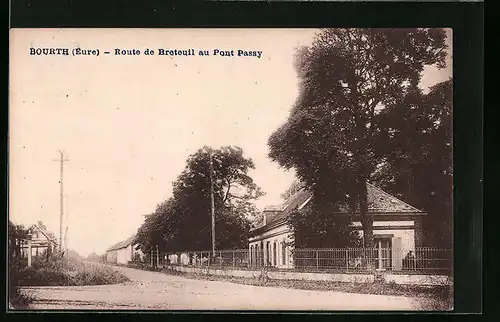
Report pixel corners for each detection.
[277,180,361,248]
[135,199,177,253]
[136,145,264,252]
[372,79,453,247]
[287,206,361,249]
[268,28,448,248]
[8,221,29,261]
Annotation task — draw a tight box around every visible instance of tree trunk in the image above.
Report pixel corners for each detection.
[8,236,15,261]
[15,240,21,259]
[358,178,375,271]
[359,182,373,248]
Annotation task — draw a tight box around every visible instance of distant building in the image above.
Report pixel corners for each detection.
[248,182,425,271]
[20,223,58,258]
[106,235,143,265]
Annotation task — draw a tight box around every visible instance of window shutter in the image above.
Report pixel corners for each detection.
[392,237,403,271]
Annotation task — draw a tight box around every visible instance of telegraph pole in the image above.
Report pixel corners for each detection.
[65,196,69,253]
[64,227,69,253]
[53,150,69,253]
[209,147,216,254]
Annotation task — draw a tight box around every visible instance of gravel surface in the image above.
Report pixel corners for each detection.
[20,264,425,311]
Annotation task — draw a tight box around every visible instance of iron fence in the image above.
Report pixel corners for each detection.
[161,250,250,269]
[290,247,452,274]
[145,247,451,275]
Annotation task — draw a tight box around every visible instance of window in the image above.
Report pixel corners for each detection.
[250,245,253,265]
[257,244,261,266]
[251,245,255,267]
[282,242,286,265]
[266,241,270,266]
[273,241,277,266]
[252,245,256,266]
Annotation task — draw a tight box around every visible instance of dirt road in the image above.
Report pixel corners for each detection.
[20,265,422,310]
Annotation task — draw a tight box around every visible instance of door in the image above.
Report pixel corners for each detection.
[374,237,392,270]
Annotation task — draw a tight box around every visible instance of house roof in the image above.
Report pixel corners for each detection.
[252,182,423,234]
[261,189,313,227]
[365,183,422,213]
[106,235,137,252]
[29,224,58,245]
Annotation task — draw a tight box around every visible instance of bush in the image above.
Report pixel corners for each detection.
[73,263,129,285]
[9,286,33,309]
[17,266,73,286]
[12,258,129,287]
[9,262,35,308]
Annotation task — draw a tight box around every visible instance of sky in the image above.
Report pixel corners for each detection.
[9,29,452,257]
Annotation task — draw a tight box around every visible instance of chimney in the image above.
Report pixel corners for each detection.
[262,213,267,226]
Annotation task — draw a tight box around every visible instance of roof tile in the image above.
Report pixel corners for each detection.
[106,235,137,252]
[253,182,422,232]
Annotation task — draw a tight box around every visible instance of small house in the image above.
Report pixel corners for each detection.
[20,223,58,258]
[248,182,425,271]
[106,235,144,265]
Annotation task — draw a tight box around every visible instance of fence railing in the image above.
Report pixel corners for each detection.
[136,247,452,275]
[290,248,452,274]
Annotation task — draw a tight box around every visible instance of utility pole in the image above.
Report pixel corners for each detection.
[209,147,216,255]
[64,227,69,253]
[64,195,69,253]
[53,150,69,253]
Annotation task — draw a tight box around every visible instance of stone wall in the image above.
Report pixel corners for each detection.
[164,265,452,286]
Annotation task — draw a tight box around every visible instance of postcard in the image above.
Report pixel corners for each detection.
[9,28,453,311]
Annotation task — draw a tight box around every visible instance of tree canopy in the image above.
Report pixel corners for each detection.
[372,79,452,247]
[268,28,449,247]
[135,146,264,253]
[287,205,361,249]
[8,221,29,260]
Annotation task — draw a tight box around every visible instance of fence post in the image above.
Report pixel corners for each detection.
[316,250,319,270]
[156,245,159,268]
[232,251,235,268]
[219,251,222,268]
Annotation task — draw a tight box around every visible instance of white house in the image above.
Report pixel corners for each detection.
[20,224,58,258]
[248,182,425,271]
[106,235,144,265]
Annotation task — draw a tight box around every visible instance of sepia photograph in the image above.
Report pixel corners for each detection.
[8,28,453,311]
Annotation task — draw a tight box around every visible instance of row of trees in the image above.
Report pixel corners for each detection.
[135,146,264,253]
[269,28,452,248]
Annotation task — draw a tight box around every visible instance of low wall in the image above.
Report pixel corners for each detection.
[170,265,257,279]
[384,273,452,286]
[164,265,452,286]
